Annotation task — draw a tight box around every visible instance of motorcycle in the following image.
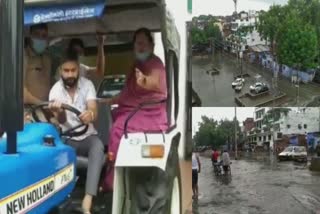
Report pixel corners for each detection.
[213,160,232,176]
[212,160,222,176]
[222,162,232,175]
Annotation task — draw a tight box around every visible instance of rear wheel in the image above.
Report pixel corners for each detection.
[215,168,220,176]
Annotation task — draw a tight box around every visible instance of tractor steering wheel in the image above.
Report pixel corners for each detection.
[30,102,89,137]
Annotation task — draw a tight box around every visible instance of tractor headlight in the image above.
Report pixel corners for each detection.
[141,145,164,158]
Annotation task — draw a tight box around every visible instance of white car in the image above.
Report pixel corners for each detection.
[232,78,245,87]
[278,146,308,162]
[235,82,243,91]
[250,82,263,91]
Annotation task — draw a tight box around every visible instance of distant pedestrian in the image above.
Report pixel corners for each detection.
[192,150,201,199]
[222,150,231,174]
[212,148,219,163]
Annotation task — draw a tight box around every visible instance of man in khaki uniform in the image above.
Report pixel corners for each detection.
[24,23,52,122]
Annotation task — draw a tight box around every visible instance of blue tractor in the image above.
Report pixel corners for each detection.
[0,0,108,213]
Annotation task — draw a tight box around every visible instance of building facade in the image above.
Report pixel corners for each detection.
[247,107,320,151]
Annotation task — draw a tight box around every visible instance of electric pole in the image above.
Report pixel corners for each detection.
[240,49,243,78]
[233,0,238,14]
[235,107,238,160]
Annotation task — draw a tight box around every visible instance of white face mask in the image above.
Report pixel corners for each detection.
[135,51,151,62]
[31,38,48,54]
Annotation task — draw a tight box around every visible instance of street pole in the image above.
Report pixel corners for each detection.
[295,84,299,105]
[240,50,243,78]
[235,107,238,160]
[298,84,300,104]
[272,107,275,155]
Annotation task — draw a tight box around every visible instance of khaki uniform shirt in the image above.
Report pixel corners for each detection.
[24,47,52,103]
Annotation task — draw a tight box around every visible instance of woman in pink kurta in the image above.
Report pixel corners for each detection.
[102,28,168,191]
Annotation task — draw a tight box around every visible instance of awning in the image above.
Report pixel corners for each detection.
[24,0,106,26]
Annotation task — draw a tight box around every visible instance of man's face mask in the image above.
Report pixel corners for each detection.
[31,38,47,54]
[135,51,151,62]
[61,75,79,89]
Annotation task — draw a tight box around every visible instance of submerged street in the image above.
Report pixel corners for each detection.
[192,52,320,107]
[193,153,320,214]
[63,160,192,214]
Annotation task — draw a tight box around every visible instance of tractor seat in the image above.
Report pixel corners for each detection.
[76,103,112,170]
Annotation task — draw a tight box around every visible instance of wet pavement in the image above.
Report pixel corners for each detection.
[192,52,320,107]
[65,159,192,214]
[193,153,320,214]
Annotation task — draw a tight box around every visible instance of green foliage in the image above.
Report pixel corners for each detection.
[277,11,318,69]
[257,4,286,55]
[191,26,207,45]
[191,15,223,46]
[262,108,291,126]
[257,0,320,68]
[193,116,241,148]
[238,25,254,36]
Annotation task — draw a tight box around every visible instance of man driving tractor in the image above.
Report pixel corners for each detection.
[48,52,105,214]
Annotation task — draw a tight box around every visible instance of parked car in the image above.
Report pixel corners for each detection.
[278,146,308,162]
[235,82,243,92]
[232,78,245,87]
[250,82,263,91]
[254,83,269,94]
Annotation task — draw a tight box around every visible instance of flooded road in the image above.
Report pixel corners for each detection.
[193,154,320,214]
[192,52,320,107]
[65,159,192,214]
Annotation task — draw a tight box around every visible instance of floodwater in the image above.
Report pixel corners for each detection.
[192,52,320,107]
[193,153,320,214]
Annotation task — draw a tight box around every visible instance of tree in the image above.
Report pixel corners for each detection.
[310,0,320,65]
[257,4,285,55]
[191,26,207,45]
[190,15,223,47]
[193,116,218,147]
[287,0,320,37]
[193,116,240,149]
[277,11,318,70]
[205,21,223,48]
[257,0,320,66]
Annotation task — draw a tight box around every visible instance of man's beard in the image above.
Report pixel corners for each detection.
[62,75,79,89]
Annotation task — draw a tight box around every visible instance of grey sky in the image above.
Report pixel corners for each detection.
[193,0,288,16]
[253,0,288,4]
[192,107,255,136]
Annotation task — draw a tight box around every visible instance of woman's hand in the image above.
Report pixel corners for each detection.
[96,34,106,46]
[135,67,146,86]
[135,67,162,92]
